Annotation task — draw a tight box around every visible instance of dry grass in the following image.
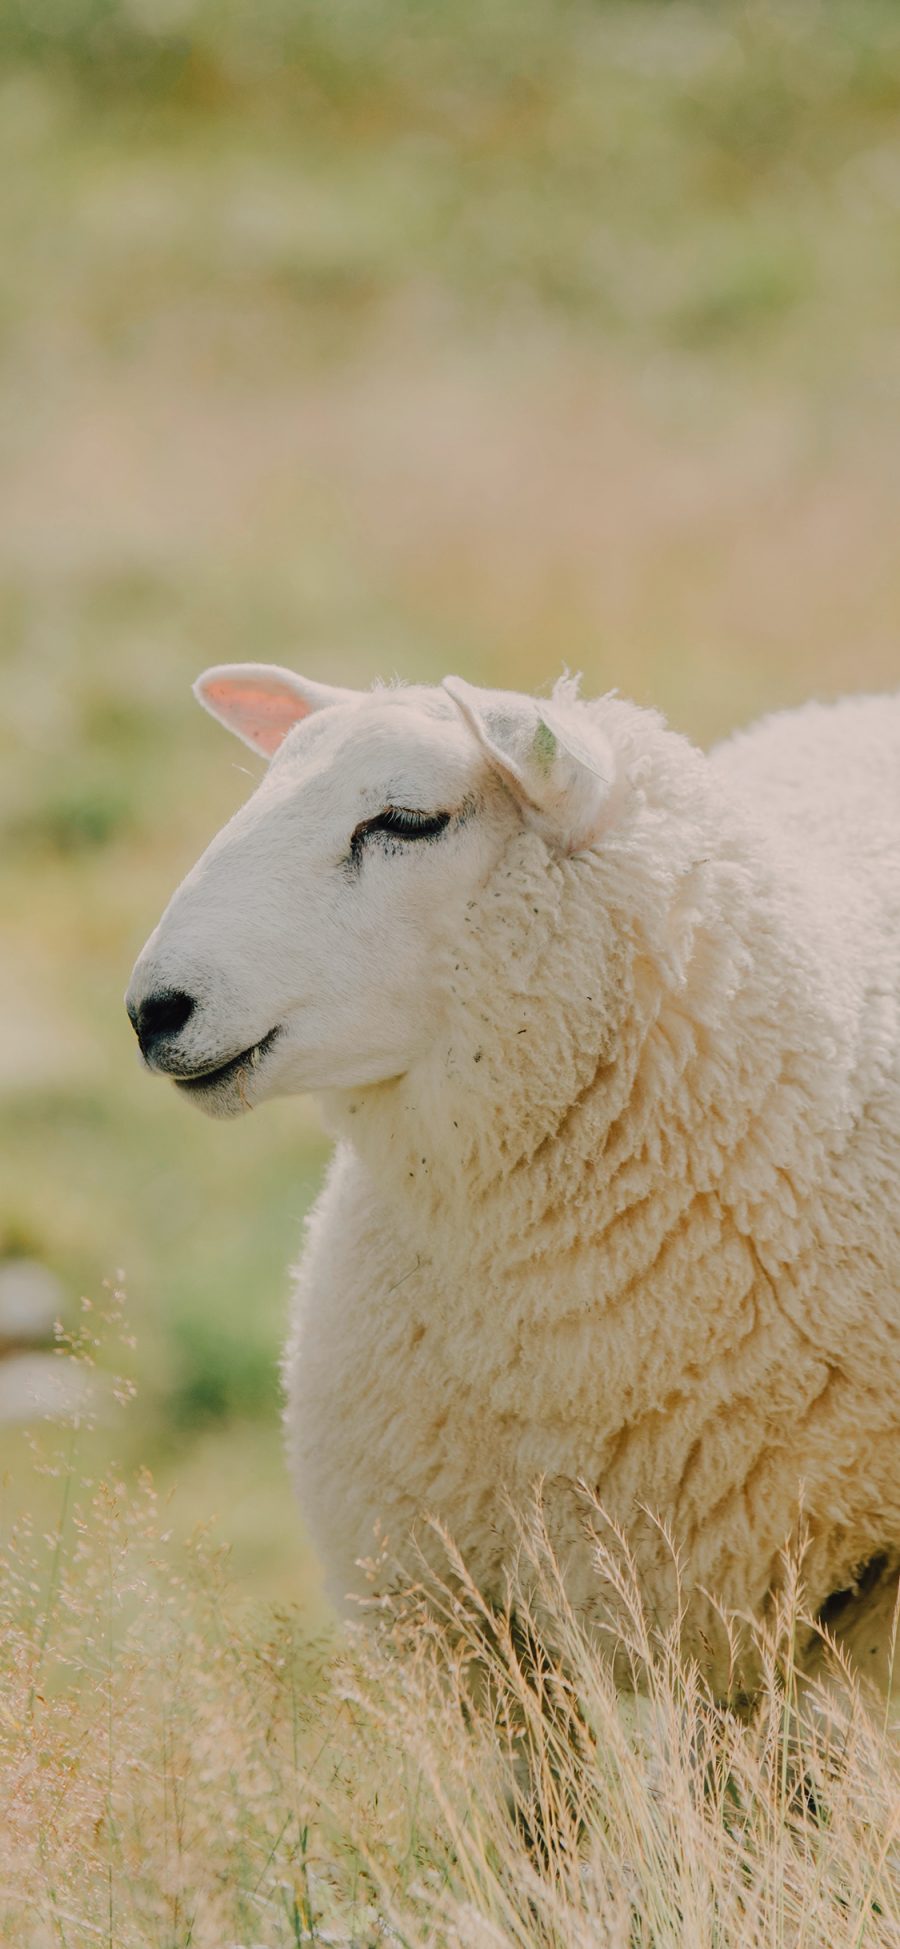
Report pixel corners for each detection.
[3,1349,899,1949]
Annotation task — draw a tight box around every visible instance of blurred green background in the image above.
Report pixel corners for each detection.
[1,0,899,1609]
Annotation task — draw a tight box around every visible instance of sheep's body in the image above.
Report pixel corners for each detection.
[285,692,900,1690]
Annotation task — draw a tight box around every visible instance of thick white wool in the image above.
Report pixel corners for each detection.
[284,691,900,1691]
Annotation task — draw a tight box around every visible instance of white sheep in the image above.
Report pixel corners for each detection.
[127,667,900,1696]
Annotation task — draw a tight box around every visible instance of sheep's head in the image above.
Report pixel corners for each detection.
[125,666,616,1117]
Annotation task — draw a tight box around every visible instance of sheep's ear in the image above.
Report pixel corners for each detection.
[193,663,356,757]
[442,676,615,851]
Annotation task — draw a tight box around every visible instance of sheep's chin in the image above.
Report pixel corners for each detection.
[174,1071,255,1119]
[173,1029,279,1118]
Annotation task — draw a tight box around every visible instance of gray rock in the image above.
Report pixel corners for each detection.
[0,1258,64,1346]
[0,1351,92,1424]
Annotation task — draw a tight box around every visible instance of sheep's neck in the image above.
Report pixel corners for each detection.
[326,793,776,1267]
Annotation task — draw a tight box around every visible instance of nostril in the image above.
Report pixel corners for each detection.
[133,988,196,1052]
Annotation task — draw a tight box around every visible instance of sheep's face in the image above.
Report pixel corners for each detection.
[126,666,615,1117]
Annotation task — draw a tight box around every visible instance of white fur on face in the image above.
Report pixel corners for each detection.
[127,672,618,1116]
[127,686,520,1114]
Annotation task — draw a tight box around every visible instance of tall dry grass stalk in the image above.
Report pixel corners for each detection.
[1,1334,898,1946]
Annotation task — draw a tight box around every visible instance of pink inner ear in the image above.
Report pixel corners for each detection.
[202,678,312,755]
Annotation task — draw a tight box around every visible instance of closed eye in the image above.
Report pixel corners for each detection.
[350,805,452,858]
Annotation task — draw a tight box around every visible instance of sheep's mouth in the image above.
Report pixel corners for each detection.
[173,1027,280,1094]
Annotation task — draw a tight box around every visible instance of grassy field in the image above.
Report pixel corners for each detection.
[3,1446,900,1947]
[2,1,900,1938]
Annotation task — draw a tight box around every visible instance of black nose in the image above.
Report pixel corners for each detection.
[129,987,196,1056]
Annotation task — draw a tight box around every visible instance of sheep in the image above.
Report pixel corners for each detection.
[127,666,900,1697]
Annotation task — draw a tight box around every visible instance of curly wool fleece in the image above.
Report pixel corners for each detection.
[285,690,900,1692]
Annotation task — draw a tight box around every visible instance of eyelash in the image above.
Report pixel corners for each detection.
[350,805,451,858]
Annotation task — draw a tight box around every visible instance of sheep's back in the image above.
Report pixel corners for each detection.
[711,691,900,890]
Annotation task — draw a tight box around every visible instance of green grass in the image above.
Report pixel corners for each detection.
[2,10,900,1925]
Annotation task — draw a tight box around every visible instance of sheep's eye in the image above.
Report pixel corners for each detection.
[351,806,451,856]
